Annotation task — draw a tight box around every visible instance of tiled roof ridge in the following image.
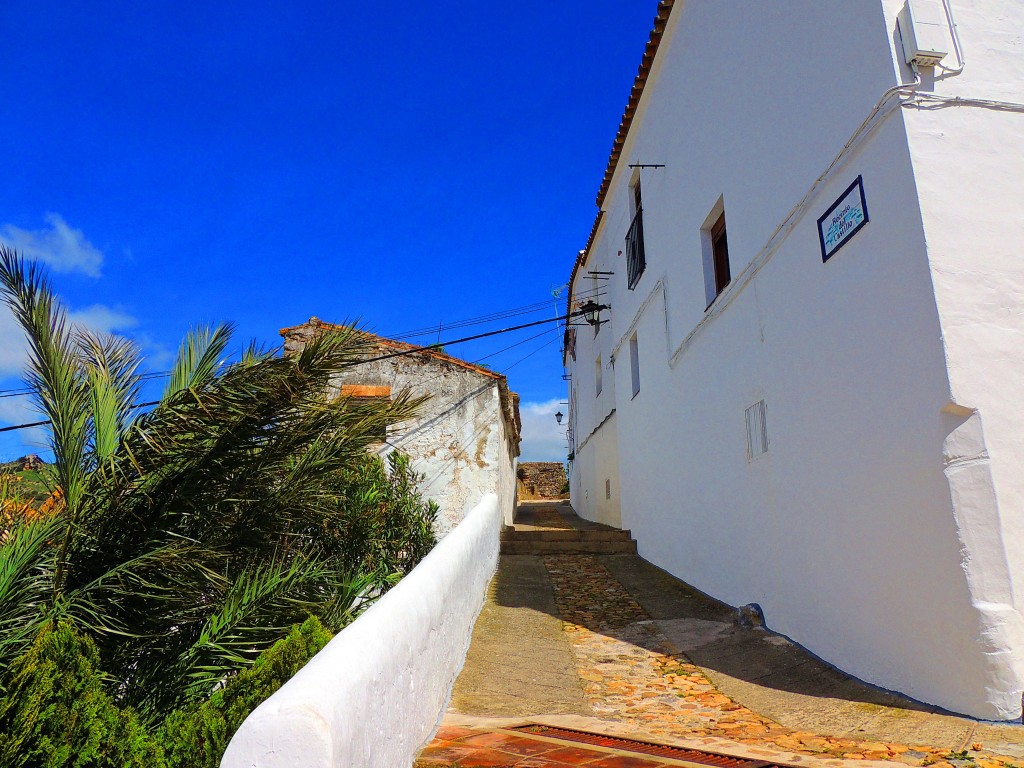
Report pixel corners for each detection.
[279,317,506,381]
[595,0,675,210]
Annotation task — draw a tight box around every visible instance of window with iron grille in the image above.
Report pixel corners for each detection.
[626,181,646,289]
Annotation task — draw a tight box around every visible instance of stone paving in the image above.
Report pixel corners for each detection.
[417,503,1023,768]
[543,554,1021,768]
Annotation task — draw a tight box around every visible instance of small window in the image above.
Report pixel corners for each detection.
[629,332,640,398]
[605,478,611,500]
[711,213,731,294]
[595,356,603,397]
[701,201,731,308]
[745,400,769,460]
[340,384,392,442]
[625,180,646,289]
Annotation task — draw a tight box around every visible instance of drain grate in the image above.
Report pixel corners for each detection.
[511,724,788,767]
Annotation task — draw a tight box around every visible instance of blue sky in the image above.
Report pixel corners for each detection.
[0,1,656,461]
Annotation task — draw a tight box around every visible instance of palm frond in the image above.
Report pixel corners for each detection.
[163,323,234,400]
[0,516,62,673]
[76,330,142,463]
[0,248,92,600]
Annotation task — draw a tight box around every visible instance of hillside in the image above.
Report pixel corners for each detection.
[0,455,54,505]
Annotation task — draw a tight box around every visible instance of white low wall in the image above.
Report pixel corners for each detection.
[221,493,501,768]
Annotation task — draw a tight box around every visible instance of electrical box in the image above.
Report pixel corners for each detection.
[898,0,949,67]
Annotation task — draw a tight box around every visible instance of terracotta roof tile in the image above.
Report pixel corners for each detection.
[595,0,675,209]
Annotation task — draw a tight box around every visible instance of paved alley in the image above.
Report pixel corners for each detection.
[415,501,1023,768]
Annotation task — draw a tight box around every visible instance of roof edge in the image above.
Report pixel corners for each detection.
[595,0,675,209]
[279,318,507,382]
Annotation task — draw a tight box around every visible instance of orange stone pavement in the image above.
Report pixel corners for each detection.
[415,504,1023,768]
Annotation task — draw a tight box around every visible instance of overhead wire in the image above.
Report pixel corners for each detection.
[0,305,586,434]
[0,290,595,400]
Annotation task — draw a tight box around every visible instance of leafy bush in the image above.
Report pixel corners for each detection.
[157,616,333,768]
[329,452,438,578]
[0,621,165,768]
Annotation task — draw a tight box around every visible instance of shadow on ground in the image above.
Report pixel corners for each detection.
[480,501,1024,753]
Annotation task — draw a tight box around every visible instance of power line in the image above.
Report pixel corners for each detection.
[0,291,595,400]
[0,307,590,434]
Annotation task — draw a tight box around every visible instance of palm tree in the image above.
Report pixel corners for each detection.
[0,246,434,720]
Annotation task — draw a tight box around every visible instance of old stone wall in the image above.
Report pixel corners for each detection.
[282,321,520,535]
[517,462,567,499]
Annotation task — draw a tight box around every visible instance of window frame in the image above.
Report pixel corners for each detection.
[625,179,646,290]
[701,199,731,309]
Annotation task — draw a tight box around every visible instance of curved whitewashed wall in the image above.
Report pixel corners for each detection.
[221,493,501,768]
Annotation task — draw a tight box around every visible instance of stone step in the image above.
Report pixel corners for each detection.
[499,539,638,555]
[501,529,634,543]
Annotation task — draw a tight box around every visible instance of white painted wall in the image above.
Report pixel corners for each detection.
[221,493,501,768]
[567,0,1024,720]
[571,409,621,528]
[891,0,1024,717]
[569,306,623,527]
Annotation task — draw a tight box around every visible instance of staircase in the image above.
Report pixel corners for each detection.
[500,500,638,555]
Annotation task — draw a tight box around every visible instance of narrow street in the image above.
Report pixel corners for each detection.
[416,501,1023,768]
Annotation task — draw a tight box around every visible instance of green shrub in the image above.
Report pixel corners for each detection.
[158,615,333,768]
[0,621,165,768]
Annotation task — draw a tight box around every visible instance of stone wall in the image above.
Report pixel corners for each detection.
[517,462,567,499]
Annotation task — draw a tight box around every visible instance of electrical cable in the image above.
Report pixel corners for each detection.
[0,291,595,400]
[0,306,595,433]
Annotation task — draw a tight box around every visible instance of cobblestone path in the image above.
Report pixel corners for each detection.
[542,555,1021,768]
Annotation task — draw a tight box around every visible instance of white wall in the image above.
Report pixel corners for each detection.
[568,0,1023,720]
[221,493,501,768]
[571,409,621,528]
[891,0,1024,718]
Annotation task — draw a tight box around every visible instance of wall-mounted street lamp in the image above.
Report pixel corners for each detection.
[555,411,563,425]
[577,299,607,328]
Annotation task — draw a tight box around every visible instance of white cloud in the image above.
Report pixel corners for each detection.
[67,305,138,336]
[518,397,570,463]
[0,304,137,378]
[0,394,49,455]
[0,309,26,377]
[1,213,104,277]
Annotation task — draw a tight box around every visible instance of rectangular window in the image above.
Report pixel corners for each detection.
[605,478,611,500]
[629,332,640,398]
[711,213,731,294]
[625,180,646,289]
[745,400,769,460]
[340,384,392,442]
[595,356,603,397]
[701,201,731,308]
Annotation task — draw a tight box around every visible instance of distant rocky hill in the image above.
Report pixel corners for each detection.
[1,455,53,503]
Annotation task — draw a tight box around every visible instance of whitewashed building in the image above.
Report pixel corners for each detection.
[564,0,1024,720]
[283,319,521,535]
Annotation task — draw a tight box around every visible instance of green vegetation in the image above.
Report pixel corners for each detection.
[0,621,163,768]
[0,246,439,763]
[158,616,333,768]
[0,617,335,768]
[0,462,52,505]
